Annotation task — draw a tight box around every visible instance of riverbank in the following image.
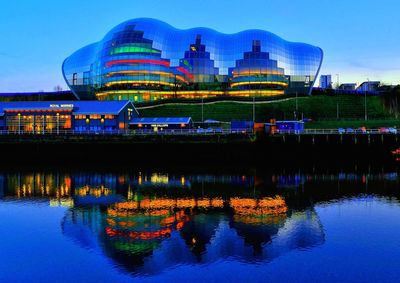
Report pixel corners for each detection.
[1,133,398,165]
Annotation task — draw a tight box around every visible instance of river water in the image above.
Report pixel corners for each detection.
[1,166,400,282]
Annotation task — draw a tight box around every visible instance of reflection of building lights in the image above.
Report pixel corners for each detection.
[176,199,196,208]
[150,173,169,184]
[230,196,287,216]
[109,197,224,212]
[75,185,112,198]
[105,227,172,240]
[49,198,74,207]
[233,214,286,225]
[210,198,224,208]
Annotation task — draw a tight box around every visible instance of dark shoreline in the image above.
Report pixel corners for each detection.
[0,134,399,168]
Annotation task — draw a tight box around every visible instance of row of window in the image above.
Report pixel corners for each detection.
[74,115,116,120]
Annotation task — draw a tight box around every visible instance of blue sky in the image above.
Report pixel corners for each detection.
[0,0,399,92]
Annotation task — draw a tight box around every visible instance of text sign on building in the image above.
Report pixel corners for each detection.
[49,104,74,108]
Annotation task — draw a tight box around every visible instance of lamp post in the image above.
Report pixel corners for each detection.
[365,78,369,121]
[56,113,60,135]
[86,117,90,133]
[201,96,204,123]
[336,74,340,89]
[42,115,45,135]
[336,74,340,120]
[18,113,21,134]
[253,95,255,123]
[174,74,177,99]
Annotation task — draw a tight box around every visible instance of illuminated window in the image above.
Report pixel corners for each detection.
[128,108,133,120]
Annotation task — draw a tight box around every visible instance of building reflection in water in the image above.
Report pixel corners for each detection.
[1,170,400,275]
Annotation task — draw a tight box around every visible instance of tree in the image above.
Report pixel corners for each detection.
[54,85,63,92]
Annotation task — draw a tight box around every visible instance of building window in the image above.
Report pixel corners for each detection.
[83,71,90,85]
[72,73,78,85]
[128,109,133,120]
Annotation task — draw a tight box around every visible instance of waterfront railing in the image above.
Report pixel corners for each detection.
[0,128,397,136]
[0,128,254,136]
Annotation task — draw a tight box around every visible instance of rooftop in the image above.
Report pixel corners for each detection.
[130,117,192,124]
[0,101,137,115]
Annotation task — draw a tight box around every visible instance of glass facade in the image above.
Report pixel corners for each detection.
[63,18,323,102]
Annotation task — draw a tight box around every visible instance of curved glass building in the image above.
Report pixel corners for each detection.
[63,18,323,102]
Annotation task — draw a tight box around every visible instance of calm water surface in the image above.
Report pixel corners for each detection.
[1,168,400,282]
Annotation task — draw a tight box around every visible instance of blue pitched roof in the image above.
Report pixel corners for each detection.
[130,117,192,124]
[0,101,138,116]
[0,91,73,97]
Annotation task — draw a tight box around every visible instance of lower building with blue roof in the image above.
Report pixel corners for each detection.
[0,101,138,133]
[129,117,193,131]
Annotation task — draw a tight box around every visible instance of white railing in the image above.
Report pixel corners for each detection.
[0,128,255,136]
[0,128,397,136]
[276,129,397,135]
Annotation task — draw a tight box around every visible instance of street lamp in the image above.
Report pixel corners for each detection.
[253,95,256,123]
[336,74,340,120]
[294,91,298,120]
[336,74,340,89]
[18,113,21,134]
[365,78,369,121]
[201,96,204,123]
[56,113,60,135]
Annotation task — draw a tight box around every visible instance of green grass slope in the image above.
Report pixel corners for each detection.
[137,95,399,128]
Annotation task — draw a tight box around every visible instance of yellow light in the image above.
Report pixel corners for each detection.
[103,80,176,87]
[232,71,284,77]
[228,90,284,96]
[230,81,289,88]
[95,89,284,100]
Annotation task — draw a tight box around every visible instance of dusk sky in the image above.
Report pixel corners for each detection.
[1,0,399,92]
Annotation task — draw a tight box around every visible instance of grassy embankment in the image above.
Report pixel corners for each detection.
[137,95,400,129]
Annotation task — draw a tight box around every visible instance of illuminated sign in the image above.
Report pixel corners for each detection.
[49,104,74,108]
[151,124,169,128]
